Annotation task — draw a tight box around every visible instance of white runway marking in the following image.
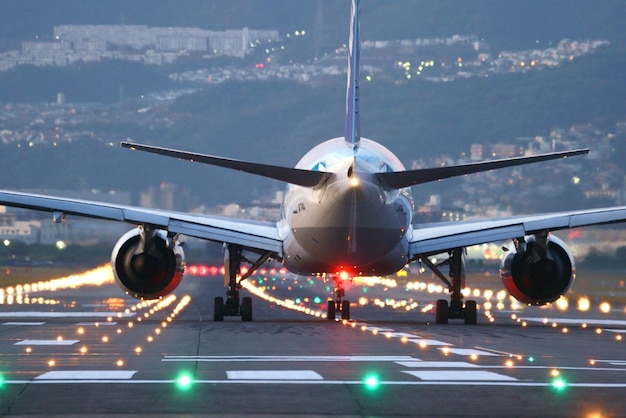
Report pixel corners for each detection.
[396,361,479,368]
[226,370,323,380]
[441,348,500,357]
[403,370,518,381]
[75,321,118,326]
[593,360,626,366]
[520,317,626,327]
[35,370,137,380]
[603,329,626,334]
[3,378,626,388]
[2,322,46,326]
[15,339,79,346]
[407,338,452,346]
[0,311,134,318]
[163,355,419,362]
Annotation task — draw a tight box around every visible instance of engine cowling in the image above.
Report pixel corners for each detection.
[500,234,574,305]
[111,228,185,300]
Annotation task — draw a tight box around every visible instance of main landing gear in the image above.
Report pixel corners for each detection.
[213,244,272,322]
[326,274,351,321]
[418,248,477,325]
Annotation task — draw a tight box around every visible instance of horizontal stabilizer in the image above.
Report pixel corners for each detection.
[121,141,330,188]
[375,148,589,190]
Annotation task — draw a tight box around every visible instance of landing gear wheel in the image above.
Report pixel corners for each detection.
[464,300,477,325]
[327,300,336,320]
[435,299,449,324]
[213,296,224,322]
[241,296,253,322]
[341,300,351,321]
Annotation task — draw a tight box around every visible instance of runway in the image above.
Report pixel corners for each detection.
[1,264,626,417]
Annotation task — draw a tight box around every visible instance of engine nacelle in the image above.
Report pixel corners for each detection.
[111,227,185,300]
[500,234,574,305]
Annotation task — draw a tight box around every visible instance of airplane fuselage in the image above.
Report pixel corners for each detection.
[279,137,414,276]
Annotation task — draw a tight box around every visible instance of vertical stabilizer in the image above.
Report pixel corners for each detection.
[344,0,361,147]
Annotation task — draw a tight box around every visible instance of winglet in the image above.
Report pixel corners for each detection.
[344,0,361,148]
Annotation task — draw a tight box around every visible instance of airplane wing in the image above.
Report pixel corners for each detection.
[410,206,626,256]
[0,190,282,255]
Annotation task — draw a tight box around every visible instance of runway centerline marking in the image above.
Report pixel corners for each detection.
[520,317,626,327]
[403,370,518,381]
[0,311,134,318]
[15,339,79,346]
[2,322,46,326]
[226,370,323,380]
[162,355,419,362]
[603,329,626,334]
[35,370,137,380]
[440,348,500,357]
[396,361,479,368]
[407,338,452,346]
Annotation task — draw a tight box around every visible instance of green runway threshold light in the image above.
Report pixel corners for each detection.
[551,377,568,392]
[364,374,381,390]
[175,372,194,390]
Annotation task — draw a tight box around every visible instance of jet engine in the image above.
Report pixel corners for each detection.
[111,227,185,299]
[500,233,574,305]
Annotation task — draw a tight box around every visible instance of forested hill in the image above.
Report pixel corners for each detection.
[0,1,625,206]
[0,49,624,206]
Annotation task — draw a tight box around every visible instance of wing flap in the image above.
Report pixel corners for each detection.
[168,217,281,254]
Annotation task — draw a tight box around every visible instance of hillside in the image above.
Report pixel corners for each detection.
[1,1,625,53]
[0,50,624,207]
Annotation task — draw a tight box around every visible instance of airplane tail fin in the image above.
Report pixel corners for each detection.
[344,0,360,148]
[375,148,590,190]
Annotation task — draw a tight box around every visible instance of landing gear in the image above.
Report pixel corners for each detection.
[213,244,272,322]
[213,296,224,321]
[419,248,477,325]
[326,275,350,320]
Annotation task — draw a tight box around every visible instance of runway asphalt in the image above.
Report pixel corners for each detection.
[1,264,626,417]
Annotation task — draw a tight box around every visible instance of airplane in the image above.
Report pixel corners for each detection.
[1,0,626,324]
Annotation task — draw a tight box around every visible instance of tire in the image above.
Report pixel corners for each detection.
[464,300,477,325]
[327,300,336,320]
[213,297,224,322]
[341,300,351,321]
[241,296,253,322]
[435,299,449,324]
